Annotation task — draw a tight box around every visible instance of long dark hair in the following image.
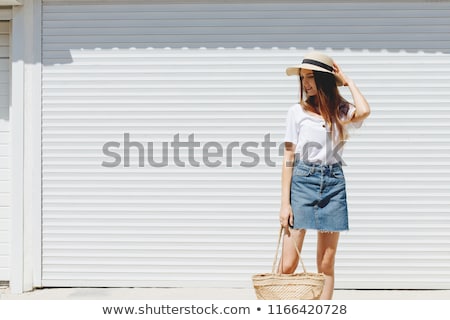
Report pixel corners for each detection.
[299,70,350,143]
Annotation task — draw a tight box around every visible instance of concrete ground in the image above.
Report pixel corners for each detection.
[1,286,450,300]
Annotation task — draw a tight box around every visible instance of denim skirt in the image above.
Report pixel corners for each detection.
[290,160,349,232]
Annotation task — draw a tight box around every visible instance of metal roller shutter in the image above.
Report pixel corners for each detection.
[41,1,450,289]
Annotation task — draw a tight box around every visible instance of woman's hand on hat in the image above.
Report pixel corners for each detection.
[333,62,350,86]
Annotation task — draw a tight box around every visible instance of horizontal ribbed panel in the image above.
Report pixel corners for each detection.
[42,1,450,64]
[41,2,450,289]
[0,19,9,281]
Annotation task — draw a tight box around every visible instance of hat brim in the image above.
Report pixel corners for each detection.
[286,63,344,86]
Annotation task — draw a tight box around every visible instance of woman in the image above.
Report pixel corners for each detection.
[279,51,370,299]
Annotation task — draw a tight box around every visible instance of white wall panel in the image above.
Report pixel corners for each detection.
[41,1,450,289]
[0,19,9,281]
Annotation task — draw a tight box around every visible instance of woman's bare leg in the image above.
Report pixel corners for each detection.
[278,228,307,274]
[317,232,340,300]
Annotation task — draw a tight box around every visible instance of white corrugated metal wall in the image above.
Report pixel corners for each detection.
[41,1,450,289]
[0,15,10,281]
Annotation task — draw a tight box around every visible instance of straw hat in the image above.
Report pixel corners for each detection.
[286,51,344,86]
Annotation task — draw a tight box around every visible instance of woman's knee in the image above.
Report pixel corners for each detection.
[318,256,335,275]
[279,256,299,274]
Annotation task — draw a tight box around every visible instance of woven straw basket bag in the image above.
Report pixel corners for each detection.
[252,227,325,300]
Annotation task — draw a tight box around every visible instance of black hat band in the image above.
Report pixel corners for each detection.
[302,59,333,72]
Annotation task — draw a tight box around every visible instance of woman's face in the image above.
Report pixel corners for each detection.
[300,69,317,96]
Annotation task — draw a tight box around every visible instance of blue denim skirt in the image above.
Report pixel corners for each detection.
[290,160,349,232]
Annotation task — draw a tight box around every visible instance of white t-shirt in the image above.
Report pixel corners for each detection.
[284,103,363,165]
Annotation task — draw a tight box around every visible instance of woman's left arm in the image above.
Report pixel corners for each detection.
[334,62,371,122]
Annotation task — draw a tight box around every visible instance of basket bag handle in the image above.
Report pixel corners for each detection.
[272,226,307,274]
